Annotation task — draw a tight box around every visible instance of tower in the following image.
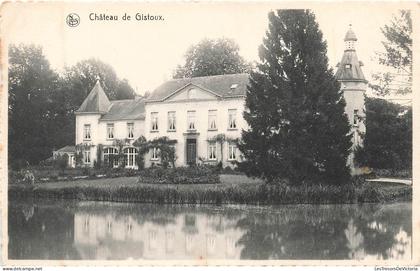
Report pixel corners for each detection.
[335,25,367,168]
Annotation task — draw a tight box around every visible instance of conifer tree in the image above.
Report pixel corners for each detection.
[238,10,352,185]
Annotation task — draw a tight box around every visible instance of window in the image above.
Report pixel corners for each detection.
[353,109,359,125]
[83,124,91,140]
[166,231,175,253]
[228,109,237,129]
[208,110,217,130]
[186,234,194,253]
[127,123,134,139]
[168,111,176,131]
[149,230,158,250]
[207,234,216,254]
[151,147,159,161]
[187,111,196,130]
[230,84,238,89]
[208,143,217,161]
[84,150,91,164]
[151,112,159,131]
[187,88,196,99]
[124,147,138,168]
[345,64,352,69]
[107,123,114,139]
[107,221,112,234]
[228,143,237,160]
[103,147,119,167]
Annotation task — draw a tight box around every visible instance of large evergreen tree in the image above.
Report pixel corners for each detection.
[238,10,352,185]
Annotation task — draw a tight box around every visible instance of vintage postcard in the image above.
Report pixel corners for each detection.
[0,1,419,267]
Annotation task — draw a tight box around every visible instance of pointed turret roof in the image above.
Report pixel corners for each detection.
[335,26,367,83]
[76,80,111,114]
[344,27,357,41]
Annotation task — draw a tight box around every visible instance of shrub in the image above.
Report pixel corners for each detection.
[137,166,220,184]
[19,169,36,185]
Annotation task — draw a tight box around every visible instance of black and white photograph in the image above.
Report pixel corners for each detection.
[1,1,417,266]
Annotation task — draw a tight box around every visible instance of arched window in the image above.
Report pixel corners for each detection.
[187,88,196,99]
[124,147,138,168]
[103,147,119,167]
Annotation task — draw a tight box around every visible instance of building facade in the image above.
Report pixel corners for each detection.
[144,74,248,168]
[72,27,366,170]
[335,26,367,169]
[74,82,145,168]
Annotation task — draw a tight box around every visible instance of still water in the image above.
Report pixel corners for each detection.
[9,199,411,260]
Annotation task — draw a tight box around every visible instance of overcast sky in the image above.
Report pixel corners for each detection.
[2,2,409,97]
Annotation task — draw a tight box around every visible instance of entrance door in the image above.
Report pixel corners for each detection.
[186,139,197,165]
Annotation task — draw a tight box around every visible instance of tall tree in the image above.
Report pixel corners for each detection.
[62,58,135,105]
[173,38,250,78]
[370,10,412,96]
[8,44,60,168]
[238,10,352,185]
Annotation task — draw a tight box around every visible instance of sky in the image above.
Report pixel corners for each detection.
[1,2,410,97]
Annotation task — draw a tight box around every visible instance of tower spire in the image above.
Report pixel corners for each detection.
[344,24,357,51]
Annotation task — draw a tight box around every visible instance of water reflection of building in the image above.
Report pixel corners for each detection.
[74,212,244,260]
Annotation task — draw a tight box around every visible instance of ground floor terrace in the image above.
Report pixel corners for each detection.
[63,134,242,169]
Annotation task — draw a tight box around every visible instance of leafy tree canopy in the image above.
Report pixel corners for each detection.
[355,98,411,170]
[8,44,60,167]
[173,38,251,78]
[371,10,412,96]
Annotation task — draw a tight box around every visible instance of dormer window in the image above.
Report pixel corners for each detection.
[345,64,352,69]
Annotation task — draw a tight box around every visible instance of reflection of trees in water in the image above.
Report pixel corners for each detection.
[235,204,411,260]
[352,203,412,260]
[8,202,81,259]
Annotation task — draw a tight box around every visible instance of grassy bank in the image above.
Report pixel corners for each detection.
[8,175,411,205]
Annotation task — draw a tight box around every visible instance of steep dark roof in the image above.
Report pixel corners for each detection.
[335,50,366,82]
[76,81,111,113]
[147,73,249,101]
[56,145,76,153]
[101,97,145,121]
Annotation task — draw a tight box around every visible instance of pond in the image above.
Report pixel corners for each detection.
[8,199,412,260]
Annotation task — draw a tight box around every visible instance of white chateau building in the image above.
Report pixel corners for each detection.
[58,27,366,170]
